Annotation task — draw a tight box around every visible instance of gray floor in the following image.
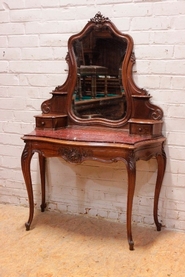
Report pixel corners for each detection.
[0,203,185,276]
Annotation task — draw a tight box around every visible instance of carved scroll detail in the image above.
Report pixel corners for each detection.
[22,144,29,161]
[128,151,136,171]
[128,52,149,96]
[65,52,70,63]
[156,142,167,161]
[146,101,163,120]
[90,12,110,24]
[152,108,163,120]
[130,52,136,63]
[53,52,71,92]
[59,147,93,163]
[41,99,51,114]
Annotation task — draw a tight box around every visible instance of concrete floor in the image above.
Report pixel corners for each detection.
[0,204,185,276]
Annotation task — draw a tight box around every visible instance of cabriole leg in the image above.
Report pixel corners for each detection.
[154,146,166,231]
[21,144,34,231]
[126,156,136,251]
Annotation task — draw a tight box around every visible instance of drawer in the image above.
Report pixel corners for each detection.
[35,115,67,130]
[130,123,152,135]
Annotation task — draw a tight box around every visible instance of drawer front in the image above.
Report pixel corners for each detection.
[130,123,152,135]
[36,117,53,128]
[36,116,67,129]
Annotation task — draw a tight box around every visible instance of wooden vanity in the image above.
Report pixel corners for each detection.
[21,12,166,250]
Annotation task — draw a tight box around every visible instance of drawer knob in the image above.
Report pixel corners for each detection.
[41,121,45,126]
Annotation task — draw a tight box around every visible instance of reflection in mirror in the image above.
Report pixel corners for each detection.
[72,26,128,120]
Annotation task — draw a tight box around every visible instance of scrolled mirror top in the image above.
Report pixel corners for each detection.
[65,12,136,127]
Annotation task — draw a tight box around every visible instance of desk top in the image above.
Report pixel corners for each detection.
[24,125,164,145]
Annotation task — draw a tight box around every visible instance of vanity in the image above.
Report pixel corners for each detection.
[21,12,166,250]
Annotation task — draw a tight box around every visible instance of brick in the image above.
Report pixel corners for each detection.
[0,23,24,35]
[0,61,9,73]
[131,16,171,31]
[19,73,63,87]
[8,35,39,47]
[59,0,87,5]
[135,45,174,59]
[165,118,185,132]
[9,61,64,74]
[152,1,185,16]
[25,22,59,34]
[40,34,69,47]
[171,15,185,30]
[41,0,60,8]
[167,104,185,119]
[174,45,185,59]
[0,74,19,85]
[169,160,185,175]
[166,187,185,201]
[42,7,76,21]
[0,11,10,22]
[113,3,152,17]
[0,97,27,110]
[0,132,24,146]
[10,9,42,22]
[171,77,185,90]
[0,195,20,205]
[21,48,53,60]
[25,0,42,8]
[153,30,185,44]
[0,37,8,47]
[0,48,21,60]
[1,0,25,10]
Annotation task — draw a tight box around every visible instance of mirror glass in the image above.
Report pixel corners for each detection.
[72,27,128,120]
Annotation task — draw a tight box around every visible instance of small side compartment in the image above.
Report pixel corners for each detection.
[35,114,68,130]
[129,119,163,137]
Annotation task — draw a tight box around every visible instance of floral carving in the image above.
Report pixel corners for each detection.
[59,147,93,163]
[90,12,110,24]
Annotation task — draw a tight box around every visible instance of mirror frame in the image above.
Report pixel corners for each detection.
[58,12,150,128]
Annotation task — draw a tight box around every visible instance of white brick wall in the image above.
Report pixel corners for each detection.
[1,0,185,232]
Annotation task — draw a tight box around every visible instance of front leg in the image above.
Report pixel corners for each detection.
[154,145,166,231]
[126,153,136,250]
[21,143,34,231]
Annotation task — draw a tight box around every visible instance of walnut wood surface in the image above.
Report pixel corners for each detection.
[21,12,166,250]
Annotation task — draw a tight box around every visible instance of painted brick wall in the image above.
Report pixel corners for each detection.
[1,0,185,231]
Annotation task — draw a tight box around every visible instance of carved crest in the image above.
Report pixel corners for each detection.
[90,12,110,24]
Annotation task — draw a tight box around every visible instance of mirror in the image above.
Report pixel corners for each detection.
[71,14,128,121]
